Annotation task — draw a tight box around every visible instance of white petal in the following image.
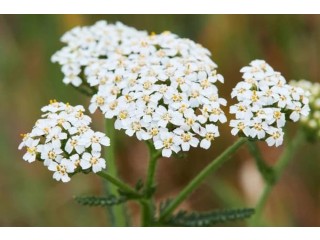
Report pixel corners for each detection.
[200,139,211,149]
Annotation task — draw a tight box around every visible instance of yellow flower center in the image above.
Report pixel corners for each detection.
[150,128,159,137]
[90,157,98,165]
[96,96,105,106]
[254,123,263,131]
[48,151,56,160]
[172,94,182,102]
[119,110,128,120]
[109,101,118,110]
[143,81,152,90]
[205,133,215,141]
[91,136,99,143]
[237,122,245,130]
[163,138,173,149]
[185,118,195,126]
[181,133,191,142]
[200,79,210,88]
[56,165,66,174]
[273,111,282,120]
[27,147,36,155]
[132,122,141,131]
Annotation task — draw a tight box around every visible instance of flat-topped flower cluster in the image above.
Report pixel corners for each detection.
[290,79,320,141]
[19,101,110,182]
[52,21,227,157]
[230,60,310,147]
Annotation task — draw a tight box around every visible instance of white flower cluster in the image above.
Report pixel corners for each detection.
[229,60,310,147]
[18,100,110,182]
[52,21,227,157]
[290,80,320,141]
[51,21,148,87]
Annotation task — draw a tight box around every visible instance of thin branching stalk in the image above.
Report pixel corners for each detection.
[159,138,247,222]
[247,141,275,184]
[251,130,305,226]
[97,171,141,197]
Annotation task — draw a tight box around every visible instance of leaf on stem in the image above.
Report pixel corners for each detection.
[162,208,255,227]
[74,195,127,207]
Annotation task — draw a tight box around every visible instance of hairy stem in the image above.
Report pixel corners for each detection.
[159,138,247,221]
[251,130,305,226]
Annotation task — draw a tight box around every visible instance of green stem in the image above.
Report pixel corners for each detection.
[251,130,305,226]
[159,138,247,221]
[97,171,140,198]
[247,141,275,184]
[140,141,161,226]
[103,119,127,226]
[145,142,161,195]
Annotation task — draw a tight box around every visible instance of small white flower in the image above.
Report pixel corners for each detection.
[266,128,284,147]
[174,128,199,151]
[80,152,106,173]
[229,120,251,137]
[80,130,110,152]
[22,138,40,163]
[199,124,219,149]
[40,143,63,166]
[249,118,269,139]
[154,131,181,157]
[65,136,85,154]
[48,159,75,183]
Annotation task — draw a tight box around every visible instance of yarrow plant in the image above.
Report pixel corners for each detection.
[19,100,110,182]
[230,60,310,147]
[19,21,313,227]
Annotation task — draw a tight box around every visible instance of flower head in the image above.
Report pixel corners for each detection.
[229,60,310,146]
[290,79,320,142]
[53,21,227,157]
[19,101,110,182]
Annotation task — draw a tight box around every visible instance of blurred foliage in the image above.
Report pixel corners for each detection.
[0,15,319,226]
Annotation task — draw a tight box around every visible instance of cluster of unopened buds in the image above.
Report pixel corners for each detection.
[229,60,310,147]
[290,80,320,141]
[19,100,110,182]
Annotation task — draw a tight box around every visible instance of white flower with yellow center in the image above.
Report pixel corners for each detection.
[198,124,220,149]
[48,159,75,183]
[266,128,284,147]
[174,128,199,151]
[80,152,106,173]
[154,131,181,157]
[80,130,110,152]
[22,139,40,163]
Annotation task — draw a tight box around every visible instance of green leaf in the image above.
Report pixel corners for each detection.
[74,195,127,207]
[164,208,255,227]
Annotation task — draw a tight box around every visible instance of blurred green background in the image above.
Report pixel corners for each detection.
[0,15,319,226]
